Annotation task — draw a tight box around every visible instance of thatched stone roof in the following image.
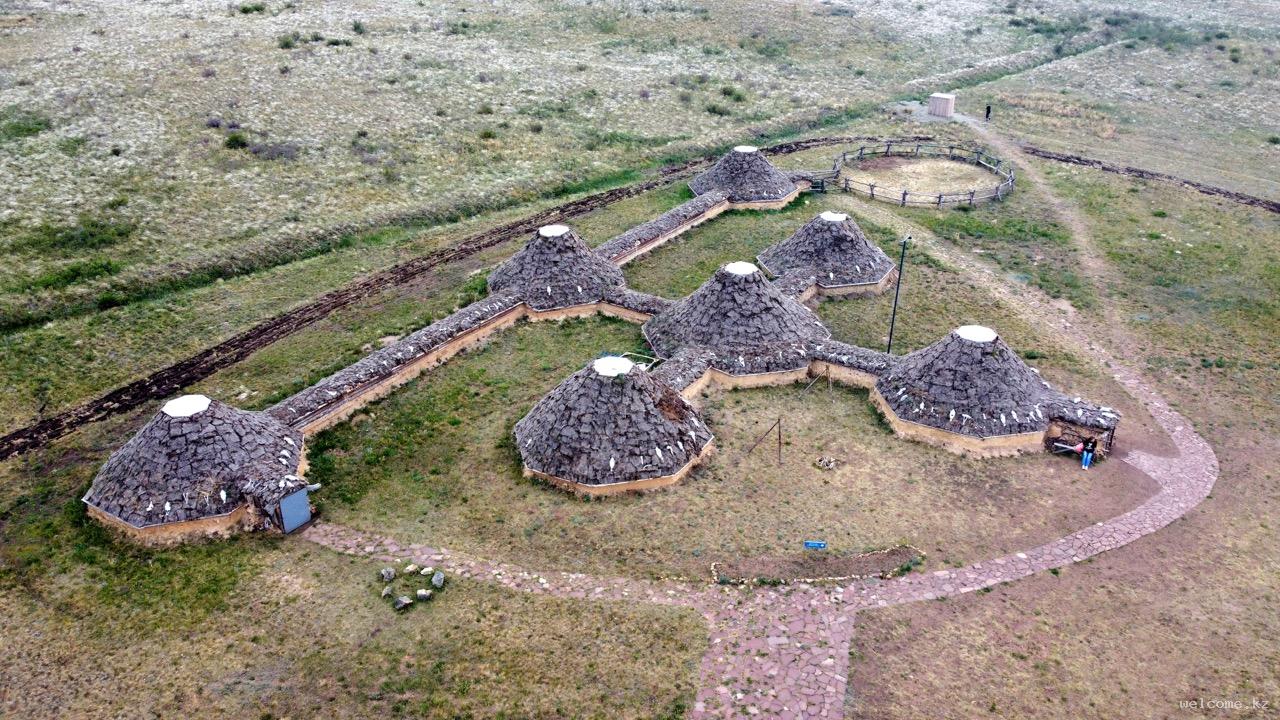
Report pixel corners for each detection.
[84,395,305,528]
[642,262,830,374]
[488,224,625,311]
[689,146,797,203]
[876,326,1118,437]
[758,211,896,288]
[514,357,713,487]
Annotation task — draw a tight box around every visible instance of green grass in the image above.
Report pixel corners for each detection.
[0,106,51,142]
[10,216,136,254]
[16,258,123,292]
[0,442,265,638]
[904,204,1095,309]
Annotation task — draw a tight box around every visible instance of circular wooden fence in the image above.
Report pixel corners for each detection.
[831,142,1015,207]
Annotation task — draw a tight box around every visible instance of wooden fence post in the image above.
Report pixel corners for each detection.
[968,189,976,207]
[937,193,943,208]
[858,146,864,160]
[869,183,876,200]
[901,189,908,207]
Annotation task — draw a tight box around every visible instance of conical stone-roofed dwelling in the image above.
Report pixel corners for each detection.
[487,224,625,311]
[758,211,898,297]
[689,145,799,206]
[83,395,311,544]
[643,262,830,375]
[514,356,714,494]
[873,326,1119,457]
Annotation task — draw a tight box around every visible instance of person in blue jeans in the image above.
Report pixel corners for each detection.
[1080,436,1098,470]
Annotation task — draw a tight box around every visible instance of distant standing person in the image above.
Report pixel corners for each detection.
[985,104,992,122]
[1081,436,1097,470]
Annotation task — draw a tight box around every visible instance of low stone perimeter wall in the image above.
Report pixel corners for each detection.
[524,441,717,496]
[272,295,662,436]
[87,503,254,546]
[596,190,731,265]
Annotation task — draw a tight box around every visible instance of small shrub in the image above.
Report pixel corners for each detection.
[704,102,731,116]
[325,38,352,46]
[352,20,366,34]
[224,132,249,150]
[527,122,543,133]
[277,33,297,49]
[238,3,266,13]
[720,85,746,102]
[478,128,497,140]
[1268,136,1280,145]
[477,103,494,115]
[1152,209,1167,217]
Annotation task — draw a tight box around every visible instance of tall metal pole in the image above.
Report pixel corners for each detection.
[886,235,910,354]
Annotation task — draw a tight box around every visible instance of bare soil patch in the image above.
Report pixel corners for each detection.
[843,157,996,195]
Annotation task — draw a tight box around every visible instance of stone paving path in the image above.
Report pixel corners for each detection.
[299,141,1220,717]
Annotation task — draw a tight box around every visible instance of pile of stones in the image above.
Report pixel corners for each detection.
[379,563,448,612]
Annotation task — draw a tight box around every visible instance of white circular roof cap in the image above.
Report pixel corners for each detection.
[955,325,997,343]
[592,356,635,377]
[733,145,758,153]
[162,394,211,418]
[819,211,848,222]
[723,261,759,276]
[538,224,571,238]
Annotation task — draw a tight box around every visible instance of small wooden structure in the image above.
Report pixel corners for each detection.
[927,93,956,119]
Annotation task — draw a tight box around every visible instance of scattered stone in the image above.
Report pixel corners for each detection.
[419,566,433,576]
[381,584,393,598]
[393,595,414,611]
[815,456,839,471]
[431,571,446,589]
[380,567,396,582]
[416,588,432,601]
[404,563,419,574]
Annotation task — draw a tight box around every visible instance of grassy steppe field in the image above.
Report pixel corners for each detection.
[1,0,1278,717]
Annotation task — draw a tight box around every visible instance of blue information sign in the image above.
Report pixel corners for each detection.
[803,540,827,550]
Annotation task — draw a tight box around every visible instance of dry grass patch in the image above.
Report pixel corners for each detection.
[841,156,1000,195]
[0,544,703,719]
